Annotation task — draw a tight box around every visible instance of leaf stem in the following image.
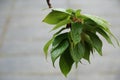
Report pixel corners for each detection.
[46,0,52,8]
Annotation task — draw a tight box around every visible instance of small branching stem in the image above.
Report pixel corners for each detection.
[46,0,52,8]
[66,23,71,28]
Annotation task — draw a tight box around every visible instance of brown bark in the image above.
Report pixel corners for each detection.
[46,0,52,8]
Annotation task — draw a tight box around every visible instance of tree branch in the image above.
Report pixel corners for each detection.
[46,0,52,8]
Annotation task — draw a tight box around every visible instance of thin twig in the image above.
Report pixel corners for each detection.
[46,0,52,8]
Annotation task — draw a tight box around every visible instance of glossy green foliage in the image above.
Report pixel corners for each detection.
[51,40,69,66]
[70,42,85,62]
[70,22,83,45]
[52,17,71,30]
[83,42,91,63]
[43,8,119,76]
[86,31,103,55]
[52,33,68,49]
[43,10,70,24]
[43,38,53,58]
[59,50,74,77]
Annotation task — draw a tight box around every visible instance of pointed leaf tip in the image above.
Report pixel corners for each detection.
[87,32,103,56]
[59,50,74,77]
[43,38,53,58]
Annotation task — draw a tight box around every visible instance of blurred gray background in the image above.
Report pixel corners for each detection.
[0,0,120,80]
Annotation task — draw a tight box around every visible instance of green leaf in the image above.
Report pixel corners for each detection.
[83,33,92,44]
[66,9,75,14]
[83,19,97,31]
[51,40,69,67]
[43,10,70,24]
[84,19,96,26]
[83,33,94,54]
[83,41,91,63]
[53,8,69,14]
[59,50,74,77]
[87,32,103,56]
[43,38,53,58]
[83,25,96,33]
[53,27,66,36]
[52,33,68,49]
[70,42,85,62]
[83,14,115,38]
[75,9,81,18]
[51,17,71,30]
[44,27,67,59]
[83,14,110,31]
[70,22,83,45]
[96,28,113,45]
[83,14,119,46]
[106,30,120,46]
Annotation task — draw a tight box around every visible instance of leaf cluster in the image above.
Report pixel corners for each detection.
[43,8,119,76]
